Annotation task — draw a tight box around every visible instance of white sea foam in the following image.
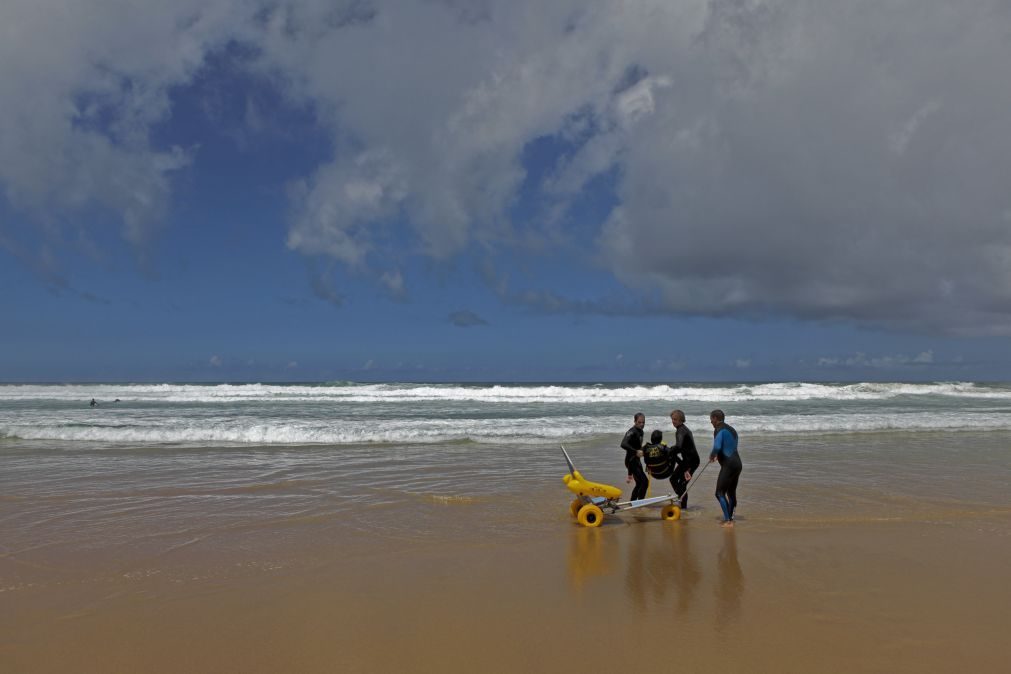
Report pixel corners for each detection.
[0,381,1007,403]
[3,381,1010,447]
[3,411,1011,445]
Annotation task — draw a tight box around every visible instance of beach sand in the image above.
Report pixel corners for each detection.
[1,426,1011,674]
[4,499,1010,672]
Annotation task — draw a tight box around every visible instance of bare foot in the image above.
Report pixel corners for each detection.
[721,520,735,528]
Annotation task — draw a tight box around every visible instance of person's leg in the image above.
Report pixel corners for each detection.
[714,463,733,521]
[725,455,742,519]
[670,474,688,508]
[631,463,649,500]
[715,491,732,521]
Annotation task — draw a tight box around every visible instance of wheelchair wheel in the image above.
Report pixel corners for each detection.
[660,504,682,521]
[569,498,583,518]
[577,504,604,527]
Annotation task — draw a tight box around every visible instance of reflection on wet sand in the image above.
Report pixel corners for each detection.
[567,518,702,615]
[715,530,744,627]
[657,524,702,616]
[567,527,613,593]
[623,520,704,614]
[565,512,745,632]
[624,522,650,610]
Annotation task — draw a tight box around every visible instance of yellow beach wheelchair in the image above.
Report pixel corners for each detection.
[562,446,682,527]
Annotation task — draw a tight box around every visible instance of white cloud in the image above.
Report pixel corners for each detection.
[5,1,1011,336]
[380,270,406,300]
[286,148,409,266]
[209,354,222,367]
[889,101,941,156]
[0,0,248,251]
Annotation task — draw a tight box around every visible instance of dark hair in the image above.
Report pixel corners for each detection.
[634,412,645,422]
[650,429,663,444]
[710,409,725,422]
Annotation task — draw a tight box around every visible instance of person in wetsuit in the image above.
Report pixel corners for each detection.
[641,429,674,481]
[621,412,648,501]
[708,409,742,527]
[669,409,700,509]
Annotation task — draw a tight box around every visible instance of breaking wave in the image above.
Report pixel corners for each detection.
[0,381,1008,404]
[3,411,1011,446]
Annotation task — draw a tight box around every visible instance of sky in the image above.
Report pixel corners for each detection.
[2,0,1011,383]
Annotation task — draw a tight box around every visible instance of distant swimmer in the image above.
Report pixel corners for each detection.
[89,398,98,407]
[708,409,742,527]
[621,412,648,501]
[669,410,700,509]
[114,399,121,403]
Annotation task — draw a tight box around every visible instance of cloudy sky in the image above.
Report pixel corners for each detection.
[2,0,1011,382]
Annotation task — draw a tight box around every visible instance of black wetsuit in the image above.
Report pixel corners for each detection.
[621,425,648,501]
[642,442,674,480]
[670,425,700,507]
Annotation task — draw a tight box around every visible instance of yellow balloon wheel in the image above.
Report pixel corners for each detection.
[661,504,682,521]
[577,504,604,527]
[569,498,583,518]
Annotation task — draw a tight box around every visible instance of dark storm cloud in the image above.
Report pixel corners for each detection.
[597,1,1011,335]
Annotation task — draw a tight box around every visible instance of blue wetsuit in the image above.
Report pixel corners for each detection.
[710,423,742,522]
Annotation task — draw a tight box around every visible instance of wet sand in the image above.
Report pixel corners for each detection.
[3,431,1011,672]
[3,506,1009,673]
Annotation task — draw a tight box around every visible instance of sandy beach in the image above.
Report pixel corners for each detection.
[4,424,1010,673]
[4,511,1009,673]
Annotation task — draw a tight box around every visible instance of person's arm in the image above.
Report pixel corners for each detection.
[681,432,699,479]
[671,427,686,478]
[685,450,700,477]
[620,429,636,478]
[709,429,724,463]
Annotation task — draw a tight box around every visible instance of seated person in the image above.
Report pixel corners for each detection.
[641,429,677,486]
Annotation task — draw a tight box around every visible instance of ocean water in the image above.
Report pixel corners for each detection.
[2,381,1010,570]
[4,380,1011,446]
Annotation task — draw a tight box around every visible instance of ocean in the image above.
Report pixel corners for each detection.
[5,380,1011,445]
[3,380,1009,544]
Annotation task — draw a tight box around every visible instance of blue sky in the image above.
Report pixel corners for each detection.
[2,1,1011,382]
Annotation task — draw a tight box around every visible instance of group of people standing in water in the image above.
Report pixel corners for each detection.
[620,409,743,527]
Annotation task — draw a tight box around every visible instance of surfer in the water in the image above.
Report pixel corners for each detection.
[708,409,742,527]
[89,398,98,407]
[621,413,648,501]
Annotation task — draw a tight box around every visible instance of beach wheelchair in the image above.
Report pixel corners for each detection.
[561,446,682,527]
